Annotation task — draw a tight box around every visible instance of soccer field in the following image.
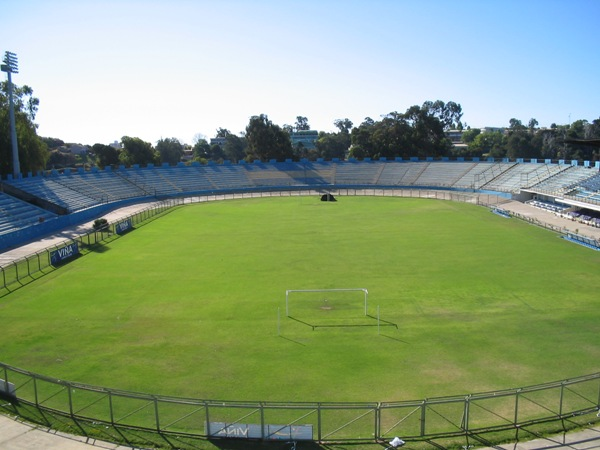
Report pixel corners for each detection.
[1,196,599,403]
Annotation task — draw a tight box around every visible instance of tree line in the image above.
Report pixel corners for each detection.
[1,82,599,177]
[459,118,600,162]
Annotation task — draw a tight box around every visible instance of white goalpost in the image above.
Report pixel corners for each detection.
[278,288,396,335]
[285,288,369,317]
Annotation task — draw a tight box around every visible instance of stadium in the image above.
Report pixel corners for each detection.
[1,157,600,449]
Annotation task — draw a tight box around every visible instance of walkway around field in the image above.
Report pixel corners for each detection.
[0,414,136,450]
[1,413,599,450]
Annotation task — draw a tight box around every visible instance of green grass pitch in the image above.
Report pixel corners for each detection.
[1,196,599,403]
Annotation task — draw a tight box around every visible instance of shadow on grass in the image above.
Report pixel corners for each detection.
[287,316,399,331]
[80,241,112,253]
[278,335,307,346]
[379,334,410,344]
[0,265,58,298]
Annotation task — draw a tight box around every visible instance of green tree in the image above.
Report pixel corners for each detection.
[192,138,211,162]
[42,137,65,150]
[404,104,452,157]
[349,117,377,158]
[468,131,506,158]
[350,114,411,159]
[156,137,183,165]
[92,143,120,168]
[120,136,158,166]
[528,118,539,133]
[223,134,247,162]
[461,128,481,144]
[210,143,225,162]
[334,118,353,134]
[316,131,347,160]
[373,112,412,158]
[349,103,454,159]
[245,114,293,162]
[505,118,541,159]
[294,116,310,131]
[0,81,48,176]
[46,149,77,169]
[536,127,559,159]
[423,100,463,130]
[505,131,538,159]
[215,128,230,138]
[315,118,353,160]
[508,118,526,131]
[564,119,598,161]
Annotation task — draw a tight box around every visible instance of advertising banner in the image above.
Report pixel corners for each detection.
[50,242,79,266]
[115,218,133,235]
[206,422,313,440]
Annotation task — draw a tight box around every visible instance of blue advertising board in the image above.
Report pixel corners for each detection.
[115,218,133,235]
[50,242,79,265]
[206,422,313,441]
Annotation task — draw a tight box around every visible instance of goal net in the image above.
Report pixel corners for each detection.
[285,288,369,328]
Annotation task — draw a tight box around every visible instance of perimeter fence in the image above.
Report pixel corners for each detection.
[1,362,599,446]
[1,188,599,447]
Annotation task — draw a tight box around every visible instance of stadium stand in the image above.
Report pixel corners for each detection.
[2,158,600,250]
[413,162,481,187]
[59,169,147,202]
[117,165,181,196]
[203,164,253,190]
[569,171,600,202]
[168,164,216,192]
[378,161,428,186]
[303,160,335,185]
[451,162,497,189]
[529,165,595,194]
[4,175,99,212]
[0,192,56,234]
[580,172,600,192]
[245,161,298,187]
[333,160,385,185]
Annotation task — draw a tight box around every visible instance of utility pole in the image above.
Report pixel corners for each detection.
[1,51,20,177]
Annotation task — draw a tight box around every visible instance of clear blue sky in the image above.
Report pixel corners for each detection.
[1,0,599,146]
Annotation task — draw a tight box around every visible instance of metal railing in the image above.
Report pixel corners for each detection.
[1,362,598,445]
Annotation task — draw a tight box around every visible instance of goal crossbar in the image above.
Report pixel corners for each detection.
[285,288,368,316]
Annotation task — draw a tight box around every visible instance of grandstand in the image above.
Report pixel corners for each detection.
[1,158,599,251]
[0,192,56,235]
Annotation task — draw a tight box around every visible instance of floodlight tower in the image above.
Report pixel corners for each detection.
[1,51,20,177]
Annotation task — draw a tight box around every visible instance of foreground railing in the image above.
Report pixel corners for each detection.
[1,362,598,445]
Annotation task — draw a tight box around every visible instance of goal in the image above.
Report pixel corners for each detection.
[279,288,396,334]
[285,289,369,326]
